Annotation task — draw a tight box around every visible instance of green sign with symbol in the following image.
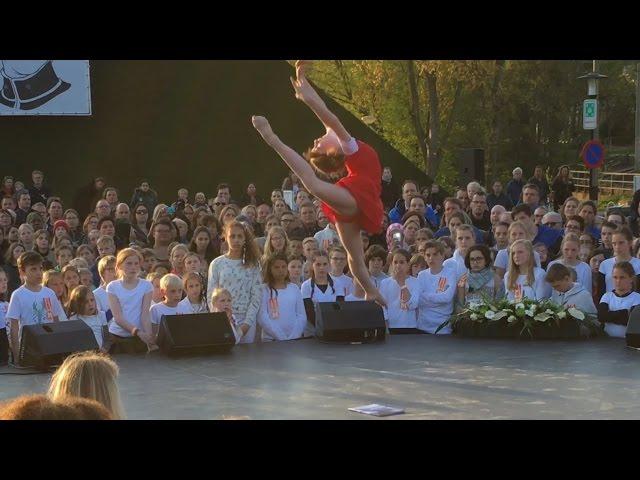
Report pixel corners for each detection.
[583,99,597,130]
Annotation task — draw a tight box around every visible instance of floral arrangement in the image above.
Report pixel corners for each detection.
[436,297,601,339]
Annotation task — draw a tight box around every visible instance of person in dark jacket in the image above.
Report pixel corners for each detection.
[505,167,524,206]
[486,180,513,210]
[239,182,265,207]
[129,180,158,215]
[380,166,399,211]
[73,177,106,221]
[550,165,576,211]
[27,170,52,206]
[527,165,550,206]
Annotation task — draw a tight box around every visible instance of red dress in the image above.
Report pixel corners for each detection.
[321,140,383,234]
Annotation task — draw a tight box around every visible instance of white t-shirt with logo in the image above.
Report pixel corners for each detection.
[106,279,153,337]
[7,285,68,341]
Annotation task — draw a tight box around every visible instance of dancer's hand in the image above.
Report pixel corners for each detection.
[252,115,276,144]
[290,60,322,106]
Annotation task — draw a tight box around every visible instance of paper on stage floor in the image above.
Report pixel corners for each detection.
[348,404,405,417]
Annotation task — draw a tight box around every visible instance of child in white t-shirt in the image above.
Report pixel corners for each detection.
[146,272,165,307]
[381,249,421,332]
[328,245,354,298]
[93,255,116,322]
[7,252,68,364]
[417,240,456,334]
[258,253,306,341]
[107,249,155,352]
[150,274,190,338]
[210,287,241,344]
[67,285,109,352]
[178,272,209,314]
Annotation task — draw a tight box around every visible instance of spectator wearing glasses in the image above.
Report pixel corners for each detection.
[148,219,173,262]
[564,215,585,236]
[95,199,112,220]
[469,192,491,232]
[279,210,296,234]
[541,212,563,231]
[130,203,151,247]
[211,196,227,219]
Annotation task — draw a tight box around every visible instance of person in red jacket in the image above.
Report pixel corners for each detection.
[252,60,385,306]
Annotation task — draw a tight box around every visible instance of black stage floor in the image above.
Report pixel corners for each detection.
[2,335,639,419]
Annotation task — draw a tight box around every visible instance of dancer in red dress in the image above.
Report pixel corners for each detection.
[252,61,386,306]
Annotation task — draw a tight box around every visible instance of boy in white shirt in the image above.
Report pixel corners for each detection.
[150,274,189,338]
[417,240,457,334]
[93,255,116,322]
[7,251,67,364]
[443,224,474,282]
[328,245,354,297]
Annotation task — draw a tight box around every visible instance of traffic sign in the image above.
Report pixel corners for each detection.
[583,99,597,130]
[581,140,605,169]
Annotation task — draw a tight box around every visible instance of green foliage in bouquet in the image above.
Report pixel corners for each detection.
[436,296,602,339]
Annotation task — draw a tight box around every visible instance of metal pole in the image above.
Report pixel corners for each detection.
[589,60,599,201]
[635,63,640,172]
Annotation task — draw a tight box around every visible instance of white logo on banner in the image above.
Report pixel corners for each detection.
[0,60,91,116]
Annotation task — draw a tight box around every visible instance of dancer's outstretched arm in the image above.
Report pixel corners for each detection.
[252,115,358,218]
[291,61,352,143]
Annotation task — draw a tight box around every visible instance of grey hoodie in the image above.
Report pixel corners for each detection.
[550,283,597,315]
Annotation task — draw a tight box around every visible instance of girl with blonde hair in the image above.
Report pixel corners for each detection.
[48,351,125,419]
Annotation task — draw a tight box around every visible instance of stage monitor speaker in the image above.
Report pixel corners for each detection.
[19,320,99,370]
[157,312,236,355]
[626,306,640,348]
[314,301,386,343]
[458,148,485,187]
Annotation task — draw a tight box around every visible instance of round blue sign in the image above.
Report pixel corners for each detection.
[581,140,605,169]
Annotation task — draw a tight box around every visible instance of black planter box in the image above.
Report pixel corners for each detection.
[452,316,584,340]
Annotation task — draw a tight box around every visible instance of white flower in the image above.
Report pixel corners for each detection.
[470,313,479,321]
[507,315,517,323]
[534,313,550,322]
[568,308,585,320]
[545,309,554,315]
[525,310,534,317]
[530,304,537,313]
[493,311,508,320]
[516,303,525,310]
[485,310,496,320]
[557,311,567,319]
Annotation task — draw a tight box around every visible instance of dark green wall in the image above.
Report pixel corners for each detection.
[0,61,429,204]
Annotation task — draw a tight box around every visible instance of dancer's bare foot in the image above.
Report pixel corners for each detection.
[251,115,276,144]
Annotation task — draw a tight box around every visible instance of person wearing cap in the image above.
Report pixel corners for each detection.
[506,167,525,207]
[53,219,72,242]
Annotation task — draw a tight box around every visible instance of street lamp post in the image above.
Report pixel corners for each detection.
[578,61,608,201]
